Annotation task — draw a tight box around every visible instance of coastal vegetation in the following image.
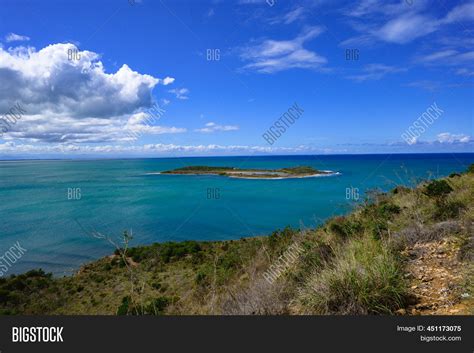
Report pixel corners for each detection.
[0,165,472,315]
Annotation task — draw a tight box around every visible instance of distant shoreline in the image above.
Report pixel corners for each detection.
[148,171,342,179]
[155,165,338,179]
[228,171,341,179]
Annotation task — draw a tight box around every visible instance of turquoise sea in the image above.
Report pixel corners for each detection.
[0,153,473,276]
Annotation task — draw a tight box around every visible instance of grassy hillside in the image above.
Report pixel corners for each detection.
[1,165,472,315]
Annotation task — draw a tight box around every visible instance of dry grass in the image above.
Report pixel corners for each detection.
[295,237,406,314]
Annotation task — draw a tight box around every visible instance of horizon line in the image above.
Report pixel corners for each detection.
[1,151,473,162]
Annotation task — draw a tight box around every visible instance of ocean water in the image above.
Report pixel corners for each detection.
[0,153,473,276]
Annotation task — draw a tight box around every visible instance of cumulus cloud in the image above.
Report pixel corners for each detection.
[0,43,183,143]
[394,132,473,146]
[162,76,175,85]
[195,122,239,133]
[239,26,327,73]
[436,132,472,144]
[124,111,186,140]
[5,33,30,42]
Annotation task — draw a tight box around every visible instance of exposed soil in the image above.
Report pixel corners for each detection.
[400,238,472,315]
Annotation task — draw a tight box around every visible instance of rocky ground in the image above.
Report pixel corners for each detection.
[401,236,472,315]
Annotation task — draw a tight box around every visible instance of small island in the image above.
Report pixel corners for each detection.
[157,165,337,179]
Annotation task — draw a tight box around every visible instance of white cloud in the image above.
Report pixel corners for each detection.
[339,34,374,47]
[441,2,474,24]
[374,14,438,44]
[436,132,472,144]
[124,112,186,139]
[405,80,440,91]
[456,68,474,76]
[418,49,458,62]
[269,7,306,25]
[344,0,428,18]
[347,63,406,81]
[0,43,181,143]
[395,133,472,147]
[239,26,327,73]
[162,76,175,85]
[417,49,474,66]
[5,33,30,42]
[169,88,189,100]
[342,1,474,46]
[0,141,323,155]
[282,7,305,24]
[195,122,239,133]
[414,48,474,76]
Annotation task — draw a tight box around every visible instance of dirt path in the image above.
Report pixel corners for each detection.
[400,238,472,315]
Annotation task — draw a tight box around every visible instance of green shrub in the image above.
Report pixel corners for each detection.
[423,180,453,198]
[380,202,401,216]
[218,248,241,270]
[116,296,131,315]
[91,273,104,283]
[170,166,234,172]
[158,241,202,263]
[118,258,127,268]
[392,186,410,194]
[362,201,400,240]
[281,166,318,174]
[195,265,211,285]
[148,296,172,314]
[435,200,465,220]
[117,296,174,315]
[268,226,298,247]
[363,201,400,219]
[0,289,10,304]
[158,283,169,293]
[467,164,474,174]
[327,217,362,238]
[151,282,162,290]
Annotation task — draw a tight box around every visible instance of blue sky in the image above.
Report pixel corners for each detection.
[0,0,473,157]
